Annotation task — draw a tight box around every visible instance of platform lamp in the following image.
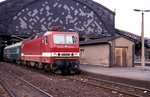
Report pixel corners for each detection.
[134,9,150,70]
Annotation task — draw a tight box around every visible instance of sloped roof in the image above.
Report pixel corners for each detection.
[0,0,115,35]
[80,36,135,46]
[116,29,150,48]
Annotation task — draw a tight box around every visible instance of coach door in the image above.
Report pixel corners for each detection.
[115,48,127,67]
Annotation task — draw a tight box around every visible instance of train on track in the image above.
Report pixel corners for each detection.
[3,28,80,75]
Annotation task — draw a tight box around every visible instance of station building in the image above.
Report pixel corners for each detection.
[80,36,135,67]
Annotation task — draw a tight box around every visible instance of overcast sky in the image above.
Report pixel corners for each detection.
[94,0,150,38]
[0,0,150,38]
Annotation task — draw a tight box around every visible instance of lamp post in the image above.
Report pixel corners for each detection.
[134,9,150,70]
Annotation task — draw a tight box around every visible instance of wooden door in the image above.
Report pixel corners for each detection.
[115,48,127,67]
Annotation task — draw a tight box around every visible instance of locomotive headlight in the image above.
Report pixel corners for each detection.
[71,53,74,56]
[21,53,24,56]
[58,53,61,56]
[73,53,80,56]
[52,52,61,57]
[52,53,59,56]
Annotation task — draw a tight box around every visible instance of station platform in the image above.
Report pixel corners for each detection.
[80,65,150,89]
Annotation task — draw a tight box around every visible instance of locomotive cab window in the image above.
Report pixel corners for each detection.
[53,34,78,44]
[53,35,65,44]
[66,35,77,44]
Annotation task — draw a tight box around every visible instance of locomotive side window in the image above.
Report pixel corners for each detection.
[45,36,48,44]
[53,34,78,44]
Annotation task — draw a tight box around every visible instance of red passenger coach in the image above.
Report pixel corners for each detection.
[21,31,80,74]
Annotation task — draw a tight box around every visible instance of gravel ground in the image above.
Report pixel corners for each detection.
[0,82,11,97]
[0,62,125,97]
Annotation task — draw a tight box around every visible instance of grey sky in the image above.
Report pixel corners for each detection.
[95,0,150,38]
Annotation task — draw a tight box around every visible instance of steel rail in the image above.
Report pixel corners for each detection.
[0,78,17,97]
[70,75,150,97]
[83,75,150,92]
[9,71,53,97]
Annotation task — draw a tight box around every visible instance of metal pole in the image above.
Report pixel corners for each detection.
[141,12,145,70]
[134,9,150,70]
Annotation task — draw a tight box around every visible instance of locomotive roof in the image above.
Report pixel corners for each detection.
[43,31,78,36]
[4,42,22,49]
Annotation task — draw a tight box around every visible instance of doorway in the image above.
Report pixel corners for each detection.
[115,48,127,67]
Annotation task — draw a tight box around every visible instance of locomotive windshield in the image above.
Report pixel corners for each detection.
[53,34,78,44]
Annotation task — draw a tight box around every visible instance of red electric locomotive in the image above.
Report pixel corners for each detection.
[21,29,80,74]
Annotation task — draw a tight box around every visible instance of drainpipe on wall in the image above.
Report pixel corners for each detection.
[107,42,112,67]
[109,38,116,67]
[132,43,136,67]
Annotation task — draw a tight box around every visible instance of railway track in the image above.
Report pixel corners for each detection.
[69,75,150,97]
[0,70,53,97]
[1,62,150,97]
[0,78,16,97]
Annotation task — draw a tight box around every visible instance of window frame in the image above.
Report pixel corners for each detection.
[53,34,78,44]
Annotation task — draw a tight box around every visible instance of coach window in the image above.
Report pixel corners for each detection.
[45,36,48,44]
